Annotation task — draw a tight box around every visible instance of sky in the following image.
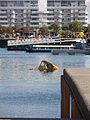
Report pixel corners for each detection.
[39,0,47,12]
[86,0,90,23]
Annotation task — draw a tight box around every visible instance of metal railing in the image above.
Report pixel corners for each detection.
[7,38,59,46]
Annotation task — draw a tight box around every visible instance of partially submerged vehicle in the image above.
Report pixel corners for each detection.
[38,60,59,72]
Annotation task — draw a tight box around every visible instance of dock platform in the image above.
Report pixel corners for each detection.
[61,68,90,120]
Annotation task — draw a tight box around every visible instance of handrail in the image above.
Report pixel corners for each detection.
[7,38,82,47]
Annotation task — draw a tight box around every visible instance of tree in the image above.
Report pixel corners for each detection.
[0,26,5,34]
[69,21,83,32]
[21,26,31,31]
[61,24,71,38]
[0,26,12,34]
[49,22,60,36]
[86,24,90,38]
[13,26,22,33]
[39,26,49,36]
[62,24,69,31]
[6,27,13,34]
[30,27,35,31]
[60,30,71,38]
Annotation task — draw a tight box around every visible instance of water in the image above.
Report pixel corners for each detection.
[0,48,90,118]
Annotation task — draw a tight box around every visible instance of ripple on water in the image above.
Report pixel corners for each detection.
[0,49,90,118]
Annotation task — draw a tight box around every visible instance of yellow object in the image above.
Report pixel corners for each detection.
[38,60,59,72]
[80,32,84,37]
[73,32,84,37]
[52,64,59,71]
[60,39,62,44]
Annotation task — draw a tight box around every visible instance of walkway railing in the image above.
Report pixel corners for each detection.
[7,38,81,47]
[7,38,57,46]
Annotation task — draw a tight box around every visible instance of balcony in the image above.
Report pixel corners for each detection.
[30,20,39,23]
[0,16,7,18]
[10,19,15,23]
[0,6,38,10]
[31,16,39,18]
[0,20,8,22]
[30,24,39,27]
[31,11,39,14]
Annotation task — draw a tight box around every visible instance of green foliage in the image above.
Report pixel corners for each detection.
[13,26,35,33]
[21,26,31,31]
[69,21,83,32]
[49,22,60,35]
[87,24,90,38]
[6,27,13,33]
[30,27,35,31]
[60,30,71,38]
[13,26,22,33]
[0,25,36,36]
[0,26,13,34]
[62,24,69,31]
[61,24,70,37]
[39,26,49,35]
[0,21,84,38]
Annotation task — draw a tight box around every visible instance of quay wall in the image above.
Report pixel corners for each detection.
[61,68,90,120]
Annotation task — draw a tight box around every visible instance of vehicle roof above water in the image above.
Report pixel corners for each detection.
[41,60,52,65]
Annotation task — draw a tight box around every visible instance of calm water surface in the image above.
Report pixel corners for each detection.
[0,48,90,118]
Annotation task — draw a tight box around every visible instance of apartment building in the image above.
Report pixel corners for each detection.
[47,0,88,27]
[0,0,39,28]
[0,0,88,28]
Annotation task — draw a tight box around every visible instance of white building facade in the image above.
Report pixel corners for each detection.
[0,0,39,28]
[0,0,88,28]
[47,0,88,27]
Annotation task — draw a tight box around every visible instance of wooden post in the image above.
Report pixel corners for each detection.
[61,76,65,118]
[64,77,70,118]
[61,76,70,118]
[61,75,82,119]
[71,96,82,118]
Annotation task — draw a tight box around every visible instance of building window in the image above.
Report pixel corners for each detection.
[31,18,39,20]
[47,18,54,20]
[61,1,71,6]
[78,1,85,6]
[14,1,24,6]
[0,18,7,20]
[0,1,7,7]
[31,1,38,5]
[47,1,54,6]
